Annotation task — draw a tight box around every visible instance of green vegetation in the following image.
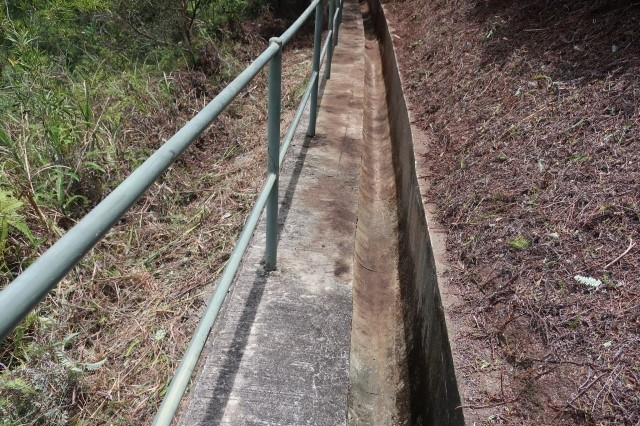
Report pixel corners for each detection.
[0,190,34,263]
[0,0,311,423]
[0,0,298,283]
[507,235,530,250]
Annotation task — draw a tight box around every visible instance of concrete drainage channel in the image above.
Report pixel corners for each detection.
[347,0,465,425]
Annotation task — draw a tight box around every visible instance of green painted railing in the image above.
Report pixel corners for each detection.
[0,0,344,423]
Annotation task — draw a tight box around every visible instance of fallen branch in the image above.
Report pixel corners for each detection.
[550,371,607,423]
[603,237,636,270]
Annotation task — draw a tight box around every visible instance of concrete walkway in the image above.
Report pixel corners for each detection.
[177,2,364,424]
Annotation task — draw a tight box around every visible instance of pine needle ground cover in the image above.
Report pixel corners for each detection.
[387,0,639,424]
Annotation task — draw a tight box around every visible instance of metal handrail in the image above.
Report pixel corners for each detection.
[0,0,344,423]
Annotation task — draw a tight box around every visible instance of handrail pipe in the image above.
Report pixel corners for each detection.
[0,0,344,424]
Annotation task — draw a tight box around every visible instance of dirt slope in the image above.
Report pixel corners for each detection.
[385,0,639,424]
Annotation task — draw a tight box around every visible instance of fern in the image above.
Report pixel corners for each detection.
[53,333,107,373]
[0,190,34,256]
[574,275,602,288]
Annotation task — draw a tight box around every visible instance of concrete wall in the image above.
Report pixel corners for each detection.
[366,1,466,424]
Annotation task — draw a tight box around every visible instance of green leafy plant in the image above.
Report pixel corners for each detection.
[0,0,290,423]
[508,235,530,250]
[574,275,602,289]
[0,190,34,259]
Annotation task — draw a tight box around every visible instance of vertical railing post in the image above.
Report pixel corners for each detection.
[336,0,344,46]
[265,37,282,271]
[334,0,342,46]
[325,0,335,80]
[307,1,323,137]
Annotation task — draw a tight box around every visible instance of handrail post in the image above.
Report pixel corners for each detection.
[334,0,342,46]
[325,0,335,80]
[265,37,282,271]
[307,1,323,137]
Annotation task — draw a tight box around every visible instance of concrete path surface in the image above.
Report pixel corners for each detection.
[177,2,364,424]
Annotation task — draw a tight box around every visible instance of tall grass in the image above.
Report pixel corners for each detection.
[0,0,311,423]
[1,6,193,424]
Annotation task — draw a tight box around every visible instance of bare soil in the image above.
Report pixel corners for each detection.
[385,0,640,424]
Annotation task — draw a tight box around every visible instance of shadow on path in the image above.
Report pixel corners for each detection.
[197,39,334,426]
[199,267,267,424]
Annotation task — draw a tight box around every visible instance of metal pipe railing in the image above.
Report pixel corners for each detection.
[307,1,323,137]
[265,37,283,271]
[320,28,333,68]
[0,41,279,341]
[280,0,322,45]
[150,173,277,425]
[0,0,344,424]
[326,0,336,79]
[336,0,344,44]
[283,71,317,165]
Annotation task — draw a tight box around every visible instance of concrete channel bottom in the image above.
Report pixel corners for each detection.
[177,0,463,425]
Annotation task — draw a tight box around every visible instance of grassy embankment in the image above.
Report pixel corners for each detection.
[0,0,312,423]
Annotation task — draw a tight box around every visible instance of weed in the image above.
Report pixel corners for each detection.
[1,1,313,423]
[2,8,312,425]
[508,235,530,249]
[0,190,34,263]
[570,152,590,163]
[567,317,581,329]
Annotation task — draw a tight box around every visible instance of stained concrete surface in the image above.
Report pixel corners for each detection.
[347,2,409,424]
[176,1,364,424]
[365,0,465,424]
